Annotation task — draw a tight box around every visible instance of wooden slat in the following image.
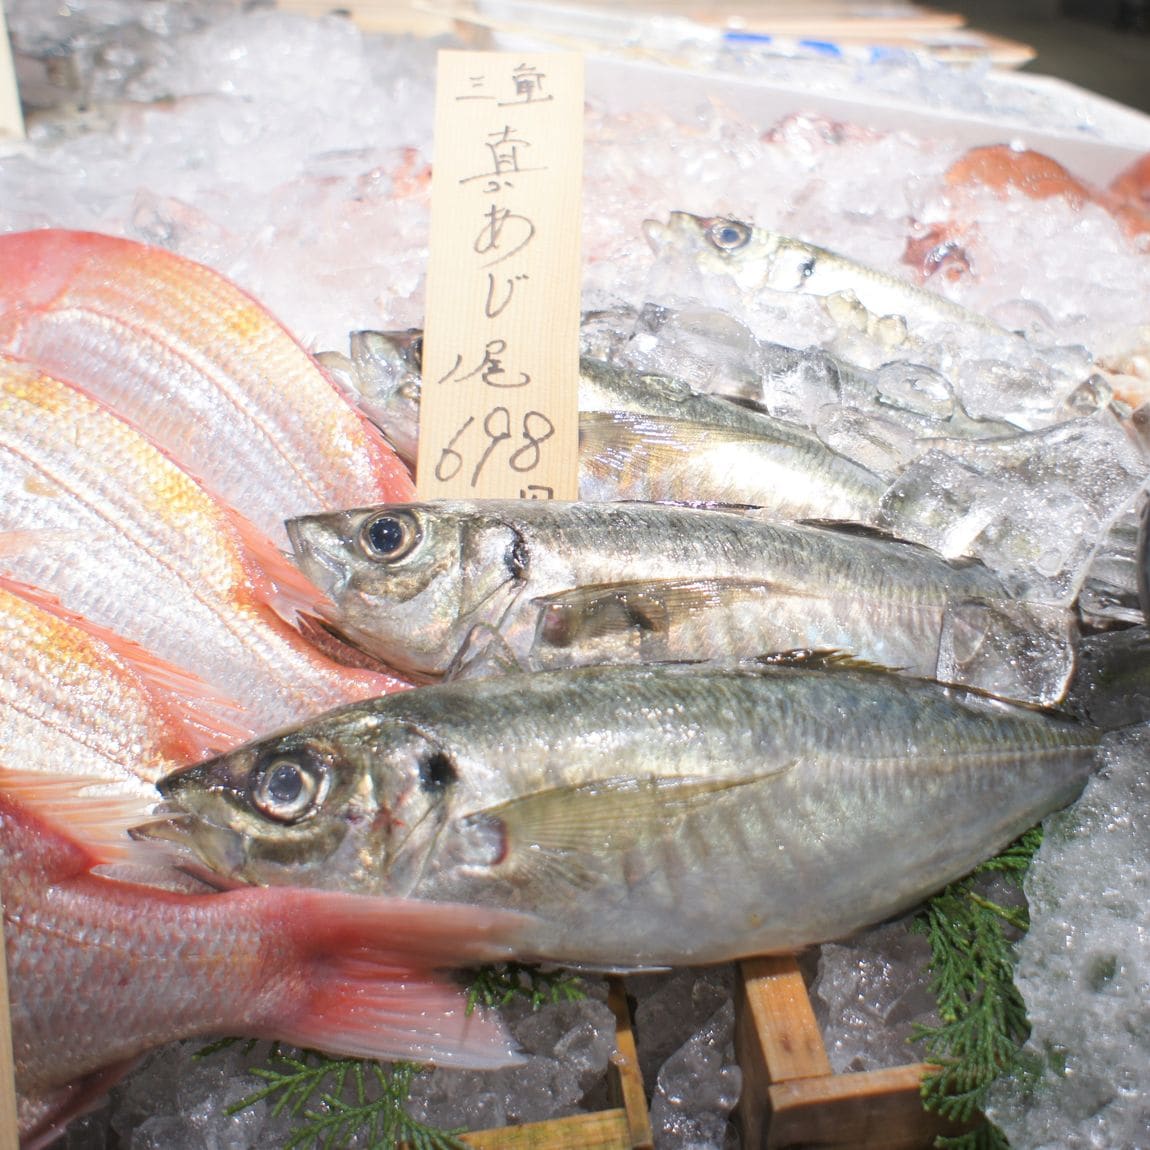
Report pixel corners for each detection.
[738,955,833,1082]
[1,0,25,141]
[460,1108,635,1148]
[735,955,833,1150]
[765,1063,962,1150]
[606,977,654,1149]
[444,976,651,1150]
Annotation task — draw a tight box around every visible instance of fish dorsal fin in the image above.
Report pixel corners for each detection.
[0,764,156,865]
[794,518,986,567]
[0,573,255,757]
[532,578,783,648]
[465,769,792,892]
[752,648,904,674]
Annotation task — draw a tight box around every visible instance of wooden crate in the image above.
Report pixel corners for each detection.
[440,954,963,1150]
[457,977,653,1150]
[735,956,961,1150]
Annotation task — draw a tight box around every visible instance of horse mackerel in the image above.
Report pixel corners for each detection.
[148,663,1098,969]
[287,498,1075,704]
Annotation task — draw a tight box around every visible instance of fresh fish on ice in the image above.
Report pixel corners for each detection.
[0,229,414,548]
[2,782,531,1150]
[146,662,1097,968]
[325,331,886,522]
[642,212,1005,336]
[287,498,1075,704]
[0,356,409,734]
[318,329,423,471]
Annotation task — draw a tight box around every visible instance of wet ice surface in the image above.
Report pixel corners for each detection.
[986,727,1150,1150]
[4,2,1150,1148]
[810,918,937,1075]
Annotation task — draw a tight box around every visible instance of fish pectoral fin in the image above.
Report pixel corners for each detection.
[467,770,791,891]
[532,578,783,648]
[447,625,526,680]
[579,411,752,479]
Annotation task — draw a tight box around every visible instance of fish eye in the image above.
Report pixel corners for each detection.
[705,219,752,252]
[359,510,421,562]
[250,750,328,824]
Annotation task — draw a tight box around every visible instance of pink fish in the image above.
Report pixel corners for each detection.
[0,572,255,860]
[0,229,414,549]
[0,357,410,735]
[2,781,529,1149]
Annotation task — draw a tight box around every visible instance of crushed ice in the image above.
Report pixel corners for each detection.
[5,1,1150,1146]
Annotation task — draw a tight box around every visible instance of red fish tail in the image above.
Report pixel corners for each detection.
[243,888,532,1069]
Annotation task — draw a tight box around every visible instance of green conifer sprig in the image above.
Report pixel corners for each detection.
[464,961,585,1014]
[911,825,1043,1150]
[226,1051,466,1150]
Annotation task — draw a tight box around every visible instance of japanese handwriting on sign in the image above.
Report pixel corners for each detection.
[473,203,535,267]
[420,51,581,501]
[459,125,545,192]
[435,340,530,389]
[453,63,554,106]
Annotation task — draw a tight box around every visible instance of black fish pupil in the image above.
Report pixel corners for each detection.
[367,516,405,556]
[267,762,303,805]
[419,750,457,794]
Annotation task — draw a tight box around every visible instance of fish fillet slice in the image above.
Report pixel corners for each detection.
[0,228,415,547]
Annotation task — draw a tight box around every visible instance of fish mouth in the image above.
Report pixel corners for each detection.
[129,806,248,890]
[643,212,708,256]
[286,515,352,602]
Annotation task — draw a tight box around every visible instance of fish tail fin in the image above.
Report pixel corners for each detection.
[254,889,531,1068]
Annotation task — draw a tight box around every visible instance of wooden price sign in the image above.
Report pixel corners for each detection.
[416,51,583,501]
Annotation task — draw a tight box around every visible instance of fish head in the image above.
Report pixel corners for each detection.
[642,212,781,292]
[316,330,423,469]
[142,708,466,895]
[287,502,529,678]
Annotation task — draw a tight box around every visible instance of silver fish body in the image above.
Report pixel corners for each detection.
[643,212,1003,334]
[287,499,1075,704]
[149,663,1097,968]
[323,331,886,522]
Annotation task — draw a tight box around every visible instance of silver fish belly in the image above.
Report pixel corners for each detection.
[149,663,1097,968]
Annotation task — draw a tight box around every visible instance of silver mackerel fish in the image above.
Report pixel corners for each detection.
[319,332,887,523]
[287,499,1074,704]
[145,662,1097,968]
[643,212,1005,335]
